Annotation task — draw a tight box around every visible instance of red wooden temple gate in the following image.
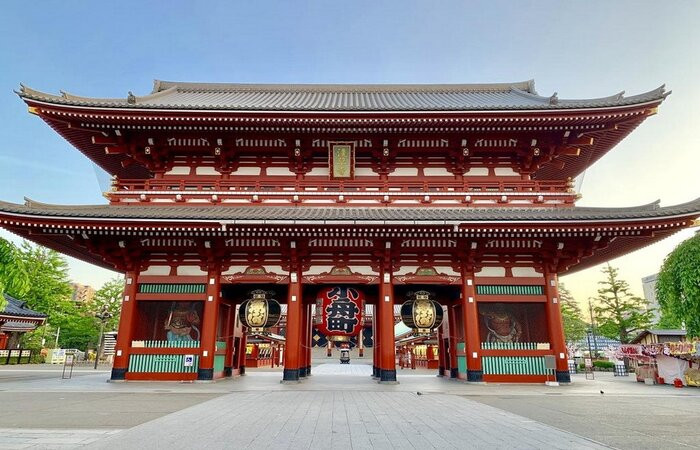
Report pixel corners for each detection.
[1,80,698,383]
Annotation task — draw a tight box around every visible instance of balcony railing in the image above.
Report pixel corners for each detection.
[108,178,576,207]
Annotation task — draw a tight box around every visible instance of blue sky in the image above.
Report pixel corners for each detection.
[1,1,699,302]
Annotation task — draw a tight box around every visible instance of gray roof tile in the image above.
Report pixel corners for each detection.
[1,198,698,224]
[18,80,669,112]
[2,294,47,319]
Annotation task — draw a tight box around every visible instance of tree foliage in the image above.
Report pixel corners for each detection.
[656,233,700,337]
[594,264,653,344]
[8,241,124,352]
[559,283,588,343]
[0,237,30,310]
[91,277,124,332]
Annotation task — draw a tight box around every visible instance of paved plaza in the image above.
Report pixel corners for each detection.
[0,362,699,449]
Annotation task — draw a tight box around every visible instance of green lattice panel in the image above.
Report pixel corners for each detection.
[481,356,547,375]
[457,342,467,374]
[128,354,199,373]
[138,284,206,294]
[476,285,544,296]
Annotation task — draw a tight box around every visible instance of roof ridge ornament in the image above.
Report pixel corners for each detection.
[549,92,559,105]
[127,91,136,104]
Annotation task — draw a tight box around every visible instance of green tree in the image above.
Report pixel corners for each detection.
[594,264,654,344]
[17,242,73,317]
[559,283,587,343]
[90,277,125,332]
[0,237,30,310]
[15,242,73,347]
[656,233,700,337]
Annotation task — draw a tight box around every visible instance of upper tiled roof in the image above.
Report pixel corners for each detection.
[1,197,699,224]
[18,80,669,112]
[1,294,47,319]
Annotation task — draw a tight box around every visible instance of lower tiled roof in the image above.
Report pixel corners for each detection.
[2,294,47,319]
[0,198,699,224]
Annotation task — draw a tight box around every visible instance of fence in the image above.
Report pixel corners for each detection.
[0,349,32,364]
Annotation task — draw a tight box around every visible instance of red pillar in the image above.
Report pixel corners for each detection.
[461,269,483,382]
[378,268,397,383]
[283,269,302,382]
[306,303,313,375]
[198,267,221,380]
[447,304,459,378]
[223,303,235,377]
[437,319,446,377]
[237,332,247,375]
[372,306,379,378]
[299,301,308,377]
[111,270,138,380]
[544,268,571,382]
[358,324,364,357]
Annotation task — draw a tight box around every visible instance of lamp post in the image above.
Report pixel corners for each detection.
[94,306,113,370]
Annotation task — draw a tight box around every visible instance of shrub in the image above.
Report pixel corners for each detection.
[593,360,615,370]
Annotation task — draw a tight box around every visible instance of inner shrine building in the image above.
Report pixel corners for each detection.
[2,80,698,384]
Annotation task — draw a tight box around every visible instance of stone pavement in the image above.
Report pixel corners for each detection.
[89,390,608,450]
[2,362,700,449]
[0,429,122,449]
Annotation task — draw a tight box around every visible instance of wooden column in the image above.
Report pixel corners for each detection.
[223,303,235,377]
[544,268,571,382]
[299,301,308,377]
[238,332,247,375]
[283,268,302,382]
[447,304,459,378]
[461,268,483,382]
[378,267,397,383]
[111,270,138,380]
[358,324,364,357]
[436,316,446,377]
[306,303,313,375]
[372,306,379,378]
[198,267,221,380]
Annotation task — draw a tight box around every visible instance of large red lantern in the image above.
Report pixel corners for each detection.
[316,286,364,342]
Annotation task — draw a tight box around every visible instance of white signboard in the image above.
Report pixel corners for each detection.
[51,349,67,364]
[184,355,195,367]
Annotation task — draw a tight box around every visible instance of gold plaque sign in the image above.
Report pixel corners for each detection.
[329,142,354,179]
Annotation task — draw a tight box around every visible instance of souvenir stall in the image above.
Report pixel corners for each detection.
[618,341,700,386]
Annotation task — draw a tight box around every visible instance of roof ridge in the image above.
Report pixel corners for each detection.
[154,80,535,94]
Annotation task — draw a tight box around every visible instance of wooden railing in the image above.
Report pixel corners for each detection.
[113,178,570,194]
[108,178,576,206]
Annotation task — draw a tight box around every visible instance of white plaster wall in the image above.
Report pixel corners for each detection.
[307,167,330,176]
[231,167,261,176]
[423,167,453,176]
[164,166,191,176]
[475,266,506,277]
[511,267,542,277]
[267,167,296,176]
[388,168,419,176]
[140,265,171,276]
[176,265,207,276]
[195,166,220,175]
[494,167,520,176]
[464,167,489,176]
[354,167,378,176]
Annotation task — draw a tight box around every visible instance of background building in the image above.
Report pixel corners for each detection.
[70,283,96,304]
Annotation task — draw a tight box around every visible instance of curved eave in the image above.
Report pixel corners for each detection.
[22,98,663,180]
[17,83,669,113]
[1,200,698,271]
[1,197,699,224]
